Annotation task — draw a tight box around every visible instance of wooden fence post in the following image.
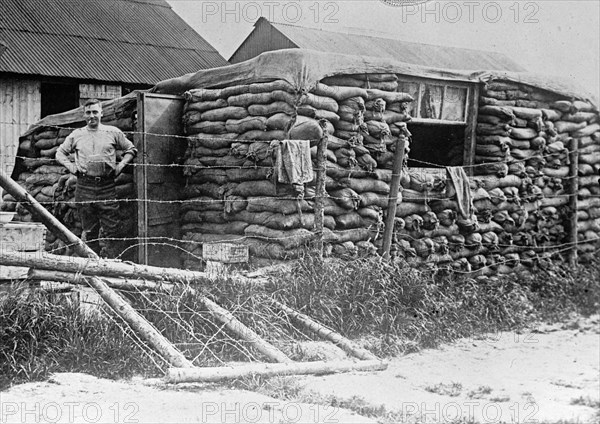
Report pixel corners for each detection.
[314,135,329,258]
[568,137,579,267]
[380,135,406,259]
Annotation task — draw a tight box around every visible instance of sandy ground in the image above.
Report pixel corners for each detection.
[0,316,598,424]
[299,315,600,423]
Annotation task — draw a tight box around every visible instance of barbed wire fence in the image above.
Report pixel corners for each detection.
[2,118,599,369]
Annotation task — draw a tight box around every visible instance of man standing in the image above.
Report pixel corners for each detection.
[56,99,137,258]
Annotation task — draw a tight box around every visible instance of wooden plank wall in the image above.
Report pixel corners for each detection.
[0,78,41,196]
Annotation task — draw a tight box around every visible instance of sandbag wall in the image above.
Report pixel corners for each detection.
[1,101,138,258]
[179,75,414,269]
[474,81,600,263]
[181,74,600,273]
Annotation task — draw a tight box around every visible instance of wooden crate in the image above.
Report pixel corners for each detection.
[1,222,46,280]
[0,222,46,252]
[203,243,248,264]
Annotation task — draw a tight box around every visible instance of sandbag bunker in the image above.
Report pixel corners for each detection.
[5,50,600,275]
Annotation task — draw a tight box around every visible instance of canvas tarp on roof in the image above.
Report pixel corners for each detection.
[152,49,598,107]
[20,92,140,138]
[23,49,597,139]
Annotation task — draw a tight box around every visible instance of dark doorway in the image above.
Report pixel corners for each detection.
[406,123,466,168]
[41,82,79,118]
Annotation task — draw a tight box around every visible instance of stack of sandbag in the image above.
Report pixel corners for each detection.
[389,168,541,276]
[542,99,600,260]
[474,82,600,266]
[476,81,564,179]
[574,119,600,259]
[7,101,138,257]
[179,76,415,267]
[180,80,330,267]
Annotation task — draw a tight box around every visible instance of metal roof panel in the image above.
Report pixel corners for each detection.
[0,0,228,83]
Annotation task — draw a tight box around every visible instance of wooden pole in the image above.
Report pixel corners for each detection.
[568,137,579,267]
[314,135,329,258]
[271,299,378,361]
[88,274,194,368]
[165,359,388,383]
[380,134,407,259]
[0,170,193,368]
[0,250,255,284]
[27,269,175,292]
[198,295,291,363]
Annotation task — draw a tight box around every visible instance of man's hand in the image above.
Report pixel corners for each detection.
[115,153,135,177]
[115,162,126,177]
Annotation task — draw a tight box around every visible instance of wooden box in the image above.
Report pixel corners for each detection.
[202,243,249,264]
[0,222,46,252]
[1,222,46,280]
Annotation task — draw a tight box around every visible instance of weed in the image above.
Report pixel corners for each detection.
[424,382,463,397]
[467,385,493,399]
[571,396,600,409]
[230,375,304,400]
[489,394,511,402]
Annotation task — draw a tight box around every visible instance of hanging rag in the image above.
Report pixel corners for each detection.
[272,139,314,195]
[446,166,473,219]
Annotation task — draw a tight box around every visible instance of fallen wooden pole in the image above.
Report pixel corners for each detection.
[87,274,194,368]
[0,170,193,369]
[197,294,291,364]
[165,359,388,383]
[28,269,175,292]
[1,250,214,284]
[271,299,378,361]
[1,250,265,285]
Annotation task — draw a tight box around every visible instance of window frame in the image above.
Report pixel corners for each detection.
[396,75,479,173]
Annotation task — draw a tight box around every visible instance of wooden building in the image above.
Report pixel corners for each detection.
[0,0,228,187]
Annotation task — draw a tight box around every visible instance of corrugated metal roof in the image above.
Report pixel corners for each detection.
[265,19,525,73]
[0,0,228,84]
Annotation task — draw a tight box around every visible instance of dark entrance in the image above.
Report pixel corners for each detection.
[40,82,79,118]
[406,123,466,168]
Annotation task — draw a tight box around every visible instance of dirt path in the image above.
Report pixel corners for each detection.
[1,316,598,424]
[299,315,600,423]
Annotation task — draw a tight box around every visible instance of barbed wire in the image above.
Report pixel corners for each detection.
[440,244,600,276]
[7,142,596,169]
[5,190,600,209]
[96,297,167,373]
[38,228,600,270]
